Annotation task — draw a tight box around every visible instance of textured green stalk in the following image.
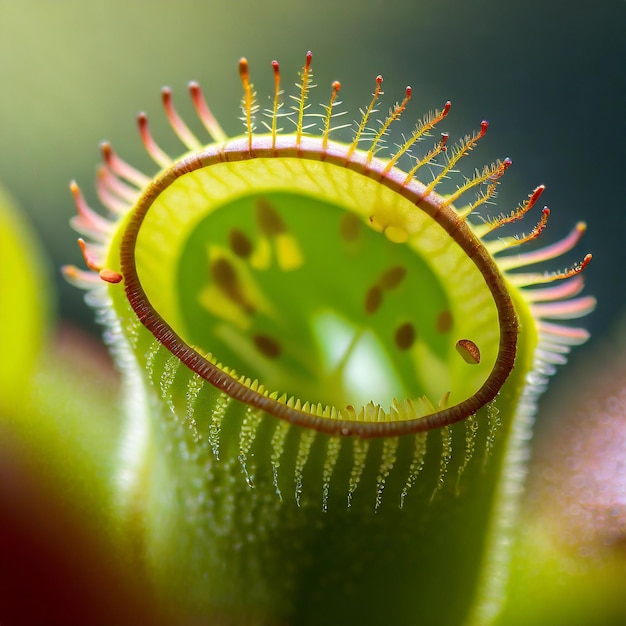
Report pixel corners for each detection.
[105,296,534,624]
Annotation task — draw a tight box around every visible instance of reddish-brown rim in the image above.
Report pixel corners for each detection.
[119,135,518,438]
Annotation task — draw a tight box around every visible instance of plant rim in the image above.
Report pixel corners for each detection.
[120,134,519,438]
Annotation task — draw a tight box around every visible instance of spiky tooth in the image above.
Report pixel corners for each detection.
[341,406,357,420]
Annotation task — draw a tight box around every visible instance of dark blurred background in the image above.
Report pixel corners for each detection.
[1,0,624,377]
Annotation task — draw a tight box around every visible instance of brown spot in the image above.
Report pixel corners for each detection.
[211,258,255,314]
[364,285,383,315]
[211,257,237,289]
[395,322,416,350]
[253,334,281,359]
[456,339,480,364]
[339,213,361,242]
[256,197,286,236]
[437,311,453,334]
[229,228,253,258]
[379,266,407,290]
